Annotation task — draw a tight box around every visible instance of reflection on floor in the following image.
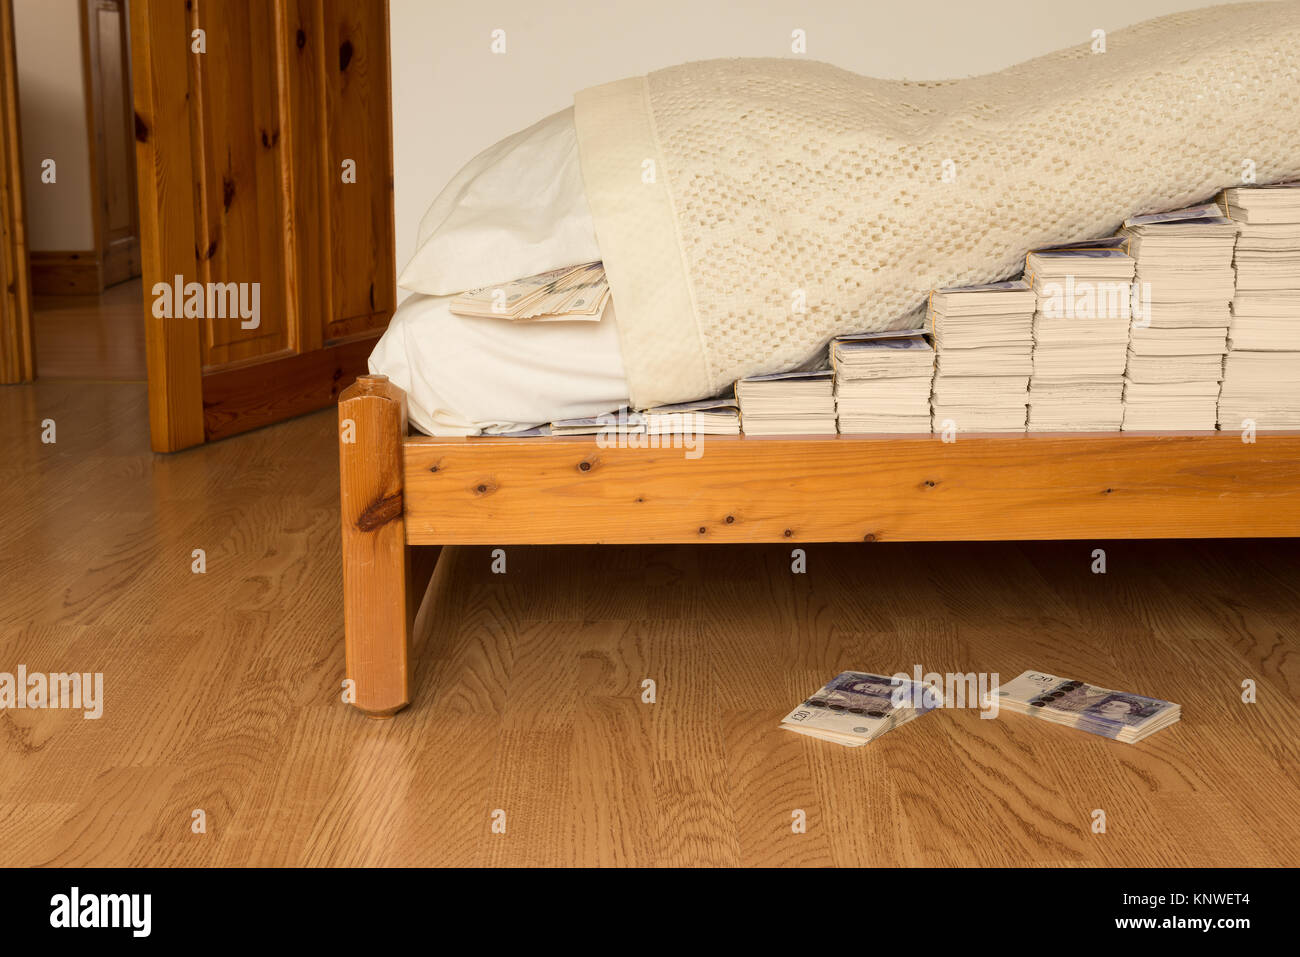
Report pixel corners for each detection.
[33,278,145,380]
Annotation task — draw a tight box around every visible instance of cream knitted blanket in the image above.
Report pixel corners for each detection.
[574,1,1300,408]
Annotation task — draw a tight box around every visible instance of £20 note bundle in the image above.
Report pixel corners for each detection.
[780,671,942,747]
[986,671,1181,744]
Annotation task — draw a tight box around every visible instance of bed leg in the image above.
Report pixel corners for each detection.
[339,374,415,717]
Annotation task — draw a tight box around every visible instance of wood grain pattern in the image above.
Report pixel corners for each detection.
[2,380,1298,866]
[132,0,394,451]
[131,0,205,450]
[339,374,415,715]
[0,0,34,384]
[321,0,395,340]
[283,0,328,355]
[403,432,1300,545]
[282,0,395,348]
[202,333,376,441]
[189,0,290,366]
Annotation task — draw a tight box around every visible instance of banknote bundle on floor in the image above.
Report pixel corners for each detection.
[928,281,1035,432]
[782,669,1180,748]
[1119,205,1238,431]
[779,671,942,746]
[830,330,935,433]
[1025,244,1136,431]
[1218,183,1300,430]
[450,262,610,321]
[736,370,837,435]
[986,671,1181,743]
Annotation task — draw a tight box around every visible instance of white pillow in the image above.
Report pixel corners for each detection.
[368,292,630,436]
[398,108,601,296]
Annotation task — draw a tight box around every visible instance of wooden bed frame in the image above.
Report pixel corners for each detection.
[338,373,1300,716]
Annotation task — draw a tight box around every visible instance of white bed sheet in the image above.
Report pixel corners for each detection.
[368,293,631,436]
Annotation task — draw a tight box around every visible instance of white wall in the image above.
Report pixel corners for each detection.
[389,0,1253,296]
[13,0,95,251]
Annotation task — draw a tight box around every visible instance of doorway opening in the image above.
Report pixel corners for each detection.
[15,0,143,380]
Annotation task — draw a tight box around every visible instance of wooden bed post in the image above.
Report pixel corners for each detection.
[339,374,419,717]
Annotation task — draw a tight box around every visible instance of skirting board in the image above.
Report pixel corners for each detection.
[401,432,1300,545]
[29,245,141,295]
[29,250,102,295]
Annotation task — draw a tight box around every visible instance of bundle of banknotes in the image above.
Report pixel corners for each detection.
[1218,183,1300,429]
[1119,204,1238,432]
[779,671,942,746]
[450,262,610,321]
[1025,246,1136,431]
[641,396,740,435]
[550,407,644,435]
[985,670,1181,743]
[831,329,935,434]
[783,669,1180,747]
[736,369,837,435]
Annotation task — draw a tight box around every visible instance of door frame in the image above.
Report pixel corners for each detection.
[82,0,142,289]
[0,0,34,384]
[129,0,203,449]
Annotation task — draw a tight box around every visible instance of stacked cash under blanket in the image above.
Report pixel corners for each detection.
[574,1,1300,408]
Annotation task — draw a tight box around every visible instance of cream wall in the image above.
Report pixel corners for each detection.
[389,0,1254,297]
[13,0,95,251]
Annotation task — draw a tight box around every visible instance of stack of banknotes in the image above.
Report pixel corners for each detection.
[1119,204,1238,431]
[641,395,740,435]
[928,280,1036,432]
[736,370,837,435]
[1218,183,1300,429]
[830,330,935,433]
[1025,245,1136,431]
[450,262,610,321]
[779,671,942,746]
[985,670,1181,743]
[549,407,644,435]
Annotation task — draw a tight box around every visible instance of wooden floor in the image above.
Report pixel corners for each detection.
[32,278,145,380]
[1,378,1298,866]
